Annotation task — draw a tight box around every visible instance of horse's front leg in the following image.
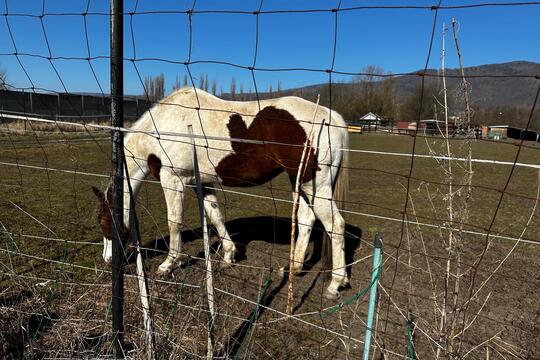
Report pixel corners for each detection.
[201,186,236,265]
[157,172,185,275]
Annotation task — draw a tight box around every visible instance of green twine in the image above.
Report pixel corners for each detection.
[48,240,68,304]
[407,320,415,360]
[167,258,192,337]
[323,261,382,317]
[233,272,273,360]
[0,231,19,284]
[7,229,19,253]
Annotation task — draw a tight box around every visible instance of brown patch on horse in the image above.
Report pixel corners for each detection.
[91,186,129,240]
[147,154,162,181]
[216,106,319,187]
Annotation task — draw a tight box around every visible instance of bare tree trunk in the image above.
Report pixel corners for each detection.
[286,95,320,315]
[451,17,473,356]
[436,22,454,359]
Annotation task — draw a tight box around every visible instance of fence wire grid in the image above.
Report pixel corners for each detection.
[1,1,539,359]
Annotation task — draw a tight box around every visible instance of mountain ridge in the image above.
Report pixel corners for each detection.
[277,61,540,109]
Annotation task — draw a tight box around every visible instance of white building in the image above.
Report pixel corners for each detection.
[360,112,384,125]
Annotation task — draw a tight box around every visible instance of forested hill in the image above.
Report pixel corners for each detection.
[278,61,540,108]
[223,61,539,127]
[393,61,540,108]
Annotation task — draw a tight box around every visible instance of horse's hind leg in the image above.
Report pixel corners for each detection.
[304,182,348,300]
[291,195,316,275]
[201,186,236,265]
[157,171,185,275]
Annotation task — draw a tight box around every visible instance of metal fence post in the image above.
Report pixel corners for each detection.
[363,233,382,360]
[110,0,124,357]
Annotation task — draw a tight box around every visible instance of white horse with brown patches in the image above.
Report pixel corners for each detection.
[92,87,350,299]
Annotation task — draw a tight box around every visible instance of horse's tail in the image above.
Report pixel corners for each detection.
[321,132,349,272]
[333,148,349,211]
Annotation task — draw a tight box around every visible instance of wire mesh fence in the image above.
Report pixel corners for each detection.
[1,1,539,359]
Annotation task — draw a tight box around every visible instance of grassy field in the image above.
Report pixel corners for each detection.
[0,131,539,358]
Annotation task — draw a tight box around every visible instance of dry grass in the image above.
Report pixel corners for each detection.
[0,120,133,134]
[0,132,539,358]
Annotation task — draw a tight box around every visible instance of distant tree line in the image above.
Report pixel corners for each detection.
[396,83,539,129]
[143,73,165,102]
[143,71,285,102]
[140,70,539,130]
[0,65,7,89]
[474,106,539,129]
[316,66,397,122]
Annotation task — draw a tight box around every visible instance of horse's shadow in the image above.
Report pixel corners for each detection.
[135,216,362,279]
[132,216,362,357]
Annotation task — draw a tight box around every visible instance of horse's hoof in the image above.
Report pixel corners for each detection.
[102,252,112,264]
[340,282,351,290]
[156,264,173,277]
[223,251,236,265]
[340,278,351,289]
[156,269,171,278]
[324,288,341,301]
[218,260,234,270]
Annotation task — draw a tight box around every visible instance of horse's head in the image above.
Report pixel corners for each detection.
[91,186,127,264]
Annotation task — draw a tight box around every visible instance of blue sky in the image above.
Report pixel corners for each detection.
[1,0,539,95]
